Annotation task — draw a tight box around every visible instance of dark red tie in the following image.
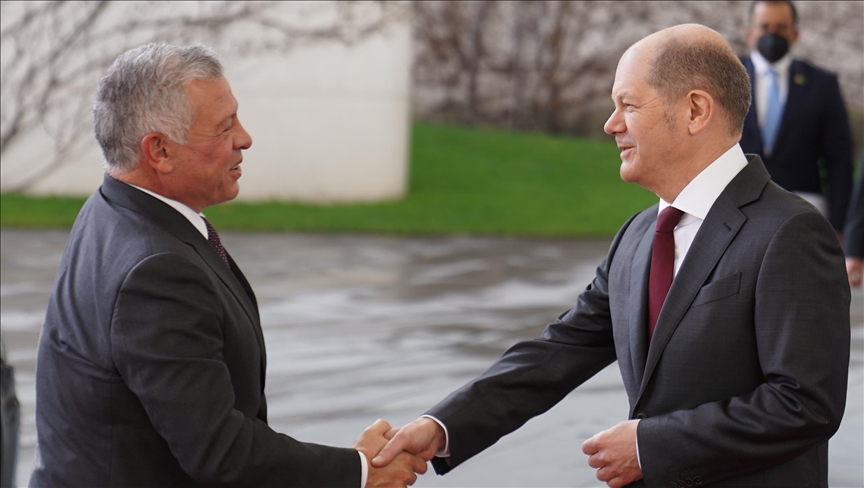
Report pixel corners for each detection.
[648,206,685,340]
[203,217,231,269]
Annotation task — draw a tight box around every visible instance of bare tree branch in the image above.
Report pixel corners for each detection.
[0,0,408,192]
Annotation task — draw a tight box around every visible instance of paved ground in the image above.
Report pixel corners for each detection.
[2,229,861,487]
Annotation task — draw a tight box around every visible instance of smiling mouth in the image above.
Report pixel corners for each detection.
[230,163,242,176]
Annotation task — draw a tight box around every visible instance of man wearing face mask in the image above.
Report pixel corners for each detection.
[739,1,853,237]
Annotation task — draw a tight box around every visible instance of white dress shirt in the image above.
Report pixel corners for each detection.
[125,183,370,487]
[660,143,749,277]
[126,183,209,239]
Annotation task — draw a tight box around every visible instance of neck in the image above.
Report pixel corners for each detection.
[655,139,737,203]
[112,166,202,212]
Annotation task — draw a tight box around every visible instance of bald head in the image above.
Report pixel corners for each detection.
[625,24,751,137]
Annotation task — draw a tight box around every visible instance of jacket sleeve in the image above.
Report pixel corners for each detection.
[111,252,360,488]
[637,210,850,487]
[426,214,641,474]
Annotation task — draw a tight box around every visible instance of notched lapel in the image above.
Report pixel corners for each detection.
[628,222,655,386]
[638,193,747,400]
[190,239,268,387]
[193,240,262,338]
[777,61,805,148]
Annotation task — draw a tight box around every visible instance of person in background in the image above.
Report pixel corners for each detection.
[739,0,853,237]
[29,43,424,488]
[844,156,864,288]
[372,24,850,488]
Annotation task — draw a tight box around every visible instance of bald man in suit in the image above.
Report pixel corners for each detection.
[372,24,850,488]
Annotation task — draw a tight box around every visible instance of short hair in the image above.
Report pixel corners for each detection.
[749,1,799,27]
[646,38,752,138]
[93,43,223,173]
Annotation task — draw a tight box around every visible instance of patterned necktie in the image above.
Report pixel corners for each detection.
[761,66,783,155]
[648,206,685,340]
[203,217,231,269]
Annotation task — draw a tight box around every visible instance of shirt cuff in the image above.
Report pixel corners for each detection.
[358,450,368,488]
[420,414,451,457]
[635,420,642,469]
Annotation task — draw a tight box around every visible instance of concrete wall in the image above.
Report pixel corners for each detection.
[0,3,411,203]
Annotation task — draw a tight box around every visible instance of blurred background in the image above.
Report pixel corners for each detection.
[1,1,862,487]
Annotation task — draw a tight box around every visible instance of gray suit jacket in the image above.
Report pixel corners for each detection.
[427,155,850,487]
[30,175,360,487]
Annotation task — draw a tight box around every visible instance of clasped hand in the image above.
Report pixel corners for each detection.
[369,417,641,488]
[353,419,429,487]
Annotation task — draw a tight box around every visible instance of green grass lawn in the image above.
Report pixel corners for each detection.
[0,123,657,236]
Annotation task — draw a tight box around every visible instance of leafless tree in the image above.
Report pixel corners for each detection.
[412,1,863,139]
[0,1,408,191]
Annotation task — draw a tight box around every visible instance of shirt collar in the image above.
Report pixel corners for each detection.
[659,144,749,220]
[750,49,793,76]
[126,183,209,239]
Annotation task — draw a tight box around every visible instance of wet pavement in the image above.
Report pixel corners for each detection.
[2,228,862,487]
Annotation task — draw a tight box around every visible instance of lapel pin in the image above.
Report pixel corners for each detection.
[794,74,807,86]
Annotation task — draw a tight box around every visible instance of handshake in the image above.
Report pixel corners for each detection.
[352,417,642,488]
[352,417,446,488]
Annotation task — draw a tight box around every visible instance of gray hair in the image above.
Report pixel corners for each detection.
[93,43,223,173]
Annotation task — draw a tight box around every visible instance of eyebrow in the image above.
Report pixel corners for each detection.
[612,90,631,101]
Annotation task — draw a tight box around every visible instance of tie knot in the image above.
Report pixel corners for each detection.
[656,206,685,233]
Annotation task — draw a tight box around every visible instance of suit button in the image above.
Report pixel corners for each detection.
[685,479,694,486]
[678,481,686,488]
[694,476,704,485]
[668,483,677,488]
[635,411,647,419]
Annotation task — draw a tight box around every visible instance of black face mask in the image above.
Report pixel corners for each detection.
[757,33,790,63]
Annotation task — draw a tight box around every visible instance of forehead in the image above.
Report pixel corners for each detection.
[612,50,651,97]
[184,77,236,122]
[751,2,794,25]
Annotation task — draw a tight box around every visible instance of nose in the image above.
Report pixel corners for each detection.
[604,108,624,136]
[235,119,252,150]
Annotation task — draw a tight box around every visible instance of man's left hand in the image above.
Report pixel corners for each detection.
[582,420,642,488]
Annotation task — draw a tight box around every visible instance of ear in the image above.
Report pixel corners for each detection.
[141,133,174,174]
[789,28,799,45]
[745,27,756,47]
[686,90,714,136]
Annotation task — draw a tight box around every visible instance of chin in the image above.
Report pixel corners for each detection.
[619,163,639,184]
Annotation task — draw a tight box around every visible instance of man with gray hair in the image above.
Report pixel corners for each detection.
[372,24,849,487]
[30,43,424,487]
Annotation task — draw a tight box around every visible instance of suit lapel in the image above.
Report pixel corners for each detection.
[638,195,746,398]
[635,156,769,402]
[628,222,655,385]
[226,252,267,386]
[101,175,266,377]
[776,60,805,149]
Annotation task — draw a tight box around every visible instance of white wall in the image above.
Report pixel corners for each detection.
[0,3,411,203]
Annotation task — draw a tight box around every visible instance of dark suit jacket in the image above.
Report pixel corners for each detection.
[30,175,360,487]
[844,159,864,259]
[426,156,850,487]
[739,56,853,230]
